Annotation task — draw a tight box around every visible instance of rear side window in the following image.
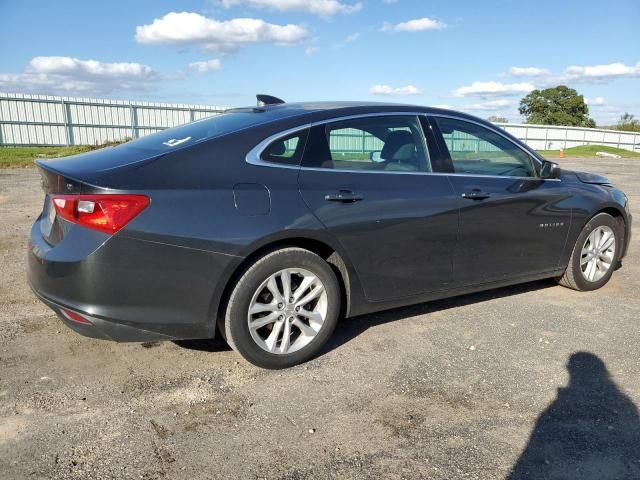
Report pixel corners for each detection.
[259,129,308,166]
[302,115,431,172]
[433,117,536,177]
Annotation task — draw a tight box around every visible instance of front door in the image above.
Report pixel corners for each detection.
[297,114,459,302]
[428,115,572,286]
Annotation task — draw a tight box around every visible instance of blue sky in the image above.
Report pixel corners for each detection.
[1,0,638,124]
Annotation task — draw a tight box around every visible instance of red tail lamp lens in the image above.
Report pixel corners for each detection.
[51,194,149,235]
[61,309,92,325]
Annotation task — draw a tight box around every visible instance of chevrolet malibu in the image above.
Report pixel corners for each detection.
[28,98,632,368]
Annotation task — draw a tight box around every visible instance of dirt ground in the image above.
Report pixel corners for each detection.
[1,157,639,479]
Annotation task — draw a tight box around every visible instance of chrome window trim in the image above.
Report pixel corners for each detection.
[246,123,313,171]
[245,111,560,182]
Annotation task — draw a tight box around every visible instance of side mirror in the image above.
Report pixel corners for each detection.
[370,151,383,163]
[540,160,561,179]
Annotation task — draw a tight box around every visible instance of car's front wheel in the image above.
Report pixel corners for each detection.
[224,247,341,369]
[558,212,623,291]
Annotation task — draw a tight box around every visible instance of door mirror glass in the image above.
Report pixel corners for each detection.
[369,151,383,162]
[540,160,561,179]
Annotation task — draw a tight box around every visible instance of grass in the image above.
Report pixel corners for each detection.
[538,145,640,159]
[0,146,93,168]
[0,139,130,168]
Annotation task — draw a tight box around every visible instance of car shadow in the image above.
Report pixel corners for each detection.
[506,352,640,479]
[173,337,231,352]
[321,278,557,355]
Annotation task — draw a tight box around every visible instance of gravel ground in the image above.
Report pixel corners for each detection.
[1,158,639,479]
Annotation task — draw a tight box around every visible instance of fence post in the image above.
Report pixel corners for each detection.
[61,99,74,146]
[130,105,139,139]
[190,109,195,122]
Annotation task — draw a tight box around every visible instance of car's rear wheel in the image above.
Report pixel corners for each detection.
[558,213,622,291]
[224,247,340,369]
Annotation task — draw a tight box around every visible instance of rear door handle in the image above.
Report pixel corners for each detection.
[461,190,491,200]
[324,190,364,203]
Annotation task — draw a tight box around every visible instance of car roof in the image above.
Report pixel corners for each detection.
[225,101,481,126]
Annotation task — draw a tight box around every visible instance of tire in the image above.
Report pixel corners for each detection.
[558,213,623,291]
[224,247,341,369]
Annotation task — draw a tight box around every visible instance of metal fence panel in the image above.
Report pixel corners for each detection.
[0,93,226,146]
[1,92,639,153]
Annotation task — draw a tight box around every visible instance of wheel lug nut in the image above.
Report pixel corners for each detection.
[295,306,300,311]
[289,297,294,303]
[279,315,284,320]
[277,303,283,309]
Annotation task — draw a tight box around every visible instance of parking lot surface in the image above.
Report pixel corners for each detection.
[1,157,639,479]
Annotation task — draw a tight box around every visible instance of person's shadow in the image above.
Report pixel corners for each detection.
[507,352,640,479]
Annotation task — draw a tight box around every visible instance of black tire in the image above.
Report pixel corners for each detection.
[558,213,623,291]
[224,247,341,369]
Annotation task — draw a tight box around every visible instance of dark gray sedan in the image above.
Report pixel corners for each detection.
[28,98,632,368]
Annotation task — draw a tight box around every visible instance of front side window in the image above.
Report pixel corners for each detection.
[302,115,431,172]
[260,130,307,166]
[434,117,536,177]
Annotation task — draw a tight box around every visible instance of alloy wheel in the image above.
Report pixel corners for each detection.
[247,268,328,354]
[580,225,616,282]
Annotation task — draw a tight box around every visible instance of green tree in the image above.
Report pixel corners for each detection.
[519,85,595,127]
[616,113,640,132]
[487,115,508,123]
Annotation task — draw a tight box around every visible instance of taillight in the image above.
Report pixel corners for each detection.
[51,194,150,235]
[61,308,92,325]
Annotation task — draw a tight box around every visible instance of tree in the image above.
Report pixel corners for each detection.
[519,85,595,127]
[617,113,640,132]
[487,115,508,123]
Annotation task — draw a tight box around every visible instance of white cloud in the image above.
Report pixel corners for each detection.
[564,62,640,81]
[189,59,222,72]
[585,96,606,106]
[454,81,535,97]
[382,17,446,32]
[369,84,422,96]
[135,12,308,52]
[28,56,156,79]
[0,56,158,95]
[305,46,319,56]
[509,66,551,77]
[334,32,360,48]
[217,0,362,15]
[463,99,512,111]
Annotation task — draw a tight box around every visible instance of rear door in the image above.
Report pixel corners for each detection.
[428,115,572,286]
[297,114,459,302]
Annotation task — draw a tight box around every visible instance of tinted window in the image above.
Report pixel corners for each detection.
[260,130,308,166]
[117,111,273,155]
[302,115,431,172]
[434,117,536,177]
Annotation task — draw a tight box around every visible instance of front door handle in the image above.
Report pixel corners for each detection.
[461,190,491,200]
[324,190,364,203]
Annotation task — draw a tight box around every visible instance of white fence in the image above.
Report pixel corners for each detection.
[497,123,640,153]
[1,92,639,152]
[0,93,226,146]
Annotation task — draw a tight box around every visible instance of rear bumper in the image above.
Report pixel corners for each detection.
[27,217,240,342]
[30,286,181,341]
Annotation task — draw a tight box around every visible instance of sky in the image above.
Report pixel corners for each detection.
[0,0,638,125]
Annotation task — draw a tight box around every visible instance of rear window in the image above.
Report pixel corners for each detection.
[119,111,271,154]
